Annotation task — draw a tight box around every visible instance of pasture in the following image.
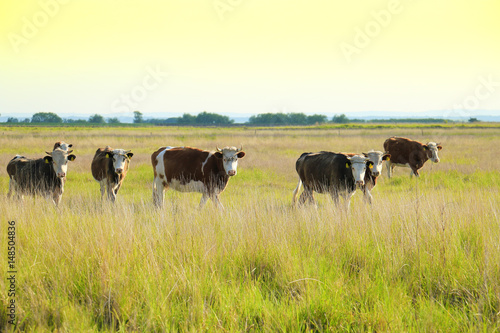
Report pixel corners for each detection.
[1,125,499,332]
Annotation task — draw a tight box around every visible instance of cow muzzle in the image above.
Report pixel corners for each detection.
[227,170,236,176]
[57,172,66,178]
[356,180,364,187]
[372,171,380,177]
[433,158,440,163]
[115,168,123,174]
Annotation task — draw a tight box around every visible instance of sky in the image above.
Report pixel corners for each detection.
[1,0,500,121]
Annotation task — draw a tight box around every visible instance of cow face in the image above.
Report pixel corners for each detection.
[44,148,77,178]
[347,155,369,186]
[106,149,133,174]
[214,146,245,176]
[363,150,391,177]
[424,142,442,163]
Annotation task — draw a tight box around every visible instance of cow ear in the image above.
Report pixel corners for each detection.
[368,162,374,169]
[237,151,245,159]
[437,145,442,150]
[126,152,134,159]
[382,154,391,161]
[43,156,52,164]
[423,145,428,151]
[345,162,350,169]
[214,151,223,159]
[105,152,112,158]
[68,154,76,161]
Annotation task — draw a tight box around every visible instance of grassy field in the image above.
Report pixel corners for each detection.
[0,125,499,332]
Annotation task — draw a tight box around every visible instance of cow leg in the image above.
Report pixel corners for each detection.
[386,161,394,178]
[298,188,314,206]
[342,192,354,211]
[99,180,106,199]
[153,177,165,207]
[7,177,15,198]
[106,181,117,202]
[114,181,122,195]
[363,186,373,205]
[199,193,209,209]
[292,179,302,207]
[52,188,63,206]
[210,194,224,210]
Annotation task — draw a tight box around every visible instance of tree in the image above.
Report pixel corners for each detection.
[287,113,308,125]
[31,112,62,123]
[307,114,328,125]
[7,117,19,123]
[133,111,143,123]
[468,117,479,123]
[332,114,349,124]
[107,117,121,124]
[88,114,105,124]
[195,111,233,125]
[177,113,196,124]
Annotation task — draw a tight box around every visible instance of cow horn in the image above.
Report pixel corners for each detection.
[216,146,222,152]
[45,151,52,156]
[67,150,74,154]
[237,145,243,152]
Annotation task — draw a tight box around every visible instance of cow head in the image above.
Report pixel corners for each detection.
[363,150,391,177]
[347,154,369,187]
[53,141,73,152]
[44,148,77,178]
[423,142,442,163]
[214,146,245,176]
[105,149,134,174]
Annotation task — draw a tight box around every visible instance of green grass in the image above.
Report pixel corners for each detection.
[0,126,499,331]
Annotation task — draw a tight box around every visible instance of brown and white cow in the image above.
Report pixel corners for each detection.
[7,147,77,205]
[91,146,133,202]
[344,150,390,204]
[383,137,442,178]
[292,152,370,210]
[151,146,245,209]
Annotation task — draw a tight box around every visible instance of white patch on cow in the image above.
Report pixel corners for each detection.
[169,179,205,193]
[201,152,213,175]
[155,149,167,179]
[347,155,369,185]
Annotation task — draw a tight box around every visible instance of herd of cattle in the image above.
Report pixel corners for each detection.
[5,137,442,208]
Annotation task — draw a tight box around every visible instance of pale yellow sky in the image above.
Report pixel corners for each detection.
[1,1,499,120]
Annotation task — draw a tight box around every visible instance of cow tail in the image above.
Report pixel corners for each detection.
[292,179,302,207]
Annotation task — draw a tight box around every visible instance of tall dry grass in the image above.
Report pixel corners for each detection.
[0,125,499,331]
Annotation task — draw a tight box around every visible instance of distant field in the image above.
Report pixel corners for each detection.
[1,125,499,332]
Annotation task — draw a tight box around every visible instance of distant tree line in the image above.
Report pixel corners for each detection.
[3,111,477,125]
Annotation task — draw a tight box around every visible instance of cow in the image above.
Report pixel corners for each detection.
[91,146,133,202]
[151,146,245,209]
[383,137,442,178]
[292,152,370,210]
[7,147,77,205]
[344,150,390,204]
